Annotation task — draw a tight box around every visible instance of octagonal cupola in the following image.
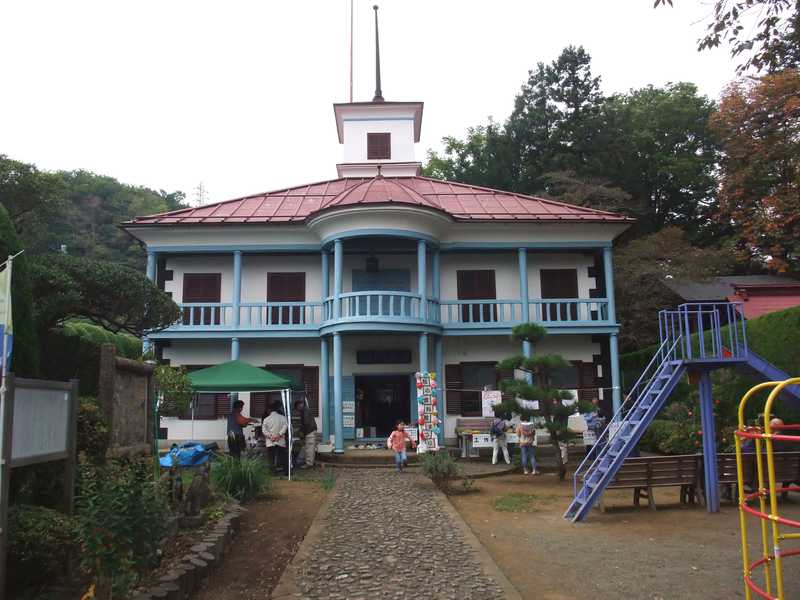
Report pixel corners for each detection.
[334,5,423,178]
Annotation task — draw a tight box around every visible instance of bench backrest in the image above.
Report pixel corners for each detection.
[606,455,699,489]
[718,451,800,485]
[455,417,493,433]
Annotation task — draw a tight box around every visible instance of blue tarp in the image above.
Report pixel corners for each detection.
[159,442,211,468]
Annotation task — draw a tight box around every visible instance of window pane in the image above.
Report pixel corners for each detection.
[367,132,391,160]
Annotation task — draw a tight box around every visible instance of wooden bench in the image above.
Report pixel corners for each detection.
[588,455,700,511]
[710,451,800,503]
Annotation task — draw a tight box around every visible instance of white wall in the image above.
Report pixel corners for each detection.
[342,119,416,163]
[165,250,597,305]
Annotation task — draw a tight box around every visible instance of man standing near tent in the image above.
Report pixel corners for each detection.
[228,399,259,459]
[294,398,318,468]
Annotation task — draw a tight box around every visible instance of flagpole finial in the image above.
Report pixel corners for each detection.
[372,4,384,102]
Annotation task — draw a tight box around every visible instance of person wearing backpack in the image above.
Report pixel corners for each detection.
[491,414,511,465]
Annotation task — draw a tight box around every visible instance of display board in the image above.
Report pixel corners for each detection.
[414,372,440,453]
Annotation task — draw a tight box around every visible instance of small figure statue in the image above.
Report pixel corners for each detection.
[183,462,211,517]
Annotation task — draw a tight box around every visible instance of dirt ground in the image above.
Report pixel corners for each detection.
[193,479,326,600]
[449,473,800,600]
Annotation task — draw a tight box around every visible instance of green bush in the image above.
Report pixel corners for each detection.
[420,450,460,492]
[77,396,109,462]
[76,458,169,597]
[62,320,141,358]
[212,455,271,502]
[7,504,77,588]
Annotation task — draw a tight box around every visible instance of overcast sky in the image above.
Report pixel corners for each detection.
[1,0,737,205]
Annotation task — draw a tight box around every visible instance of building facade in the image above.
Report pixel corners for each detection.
[124,96,631,450]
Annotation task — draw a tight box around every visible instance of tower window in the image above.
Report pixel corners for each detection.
[367,132,391,160]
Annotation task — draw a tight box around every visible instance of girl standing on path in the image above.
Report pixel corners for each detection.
[388,420,416,472]
[516,421,539,475]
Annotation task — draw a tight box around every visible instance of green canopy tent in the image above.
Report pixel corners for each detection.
[187,360,296,479]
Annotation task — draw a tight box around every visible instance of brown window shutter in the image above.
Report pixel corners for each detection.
[251,392,268,420]
[445,364,463,415]
[497,368,515,403]
[367,132,391,160]
[215,393,230,417]
[302,366,320,417]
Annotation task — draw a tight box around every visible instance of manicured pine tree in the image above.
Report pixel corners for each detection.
[494,322,592,480]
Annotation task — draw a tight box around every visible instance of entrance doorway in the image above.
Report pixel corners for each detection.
[354,375,410,439]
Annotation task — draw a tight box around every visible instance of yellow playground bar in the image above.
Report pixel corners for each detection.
[735,377,800,600]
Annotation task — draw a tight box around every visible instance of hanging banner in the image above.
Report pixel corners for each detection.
[481,390,502,416]
[414,371,439,453]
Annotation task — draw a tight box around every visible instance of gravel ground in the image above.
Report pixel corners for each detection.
[295,468,506,599]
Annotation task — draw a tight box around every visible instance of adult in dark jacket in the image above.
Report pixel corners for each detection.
[294,398,318,468]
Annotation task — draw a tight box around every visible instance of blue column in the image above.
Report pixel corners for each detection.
[321,248,330,311]
[417,239,427,320]
[231,337,240,360]
[320,337,330,444]
[434,335,444,445]
[232,250,242,329]
[333,240,343,319]
[419,332,429,372]
[432,249,440,299]
[518,247,529,322]
[333,332,344,453]
[144,251,157,354]
[146,251,157,282]
[603,246,616,323]
[610,332,622,414]
[699,370,720,513]
[522,339,533,384]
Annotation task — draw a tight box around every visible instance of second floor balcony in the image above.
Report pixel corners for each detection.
[173,293,613,335]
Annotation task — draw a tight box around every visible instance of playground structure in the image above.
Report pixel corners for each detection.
[565,302,800,523]
[735,378,800,600]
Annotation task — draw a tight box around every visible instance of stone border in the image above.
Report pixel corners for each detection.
[129,502,244,600]
[428,481,523,600]
[270,484,337,599]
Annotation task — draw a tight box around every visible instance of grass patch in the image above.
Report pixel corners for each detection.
[493,493,546,513]
[321,466,336,491]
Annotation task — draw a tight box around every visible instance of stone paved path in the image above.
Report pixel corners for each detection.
[295,469,507,599]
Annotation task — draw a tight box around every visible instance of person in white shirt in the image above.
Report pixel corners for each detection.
[262,403,288,475]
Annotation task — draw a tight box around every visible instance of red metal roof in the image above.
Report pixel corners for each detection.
[125,175,632,225]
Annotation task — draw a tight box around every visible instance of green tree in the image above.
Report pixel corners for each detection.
[598,83,719,235]
[29,253,180,337]
[656,0,800,74]
[0,204,39,376]
[614,227,732,351]
[493,323,590,480]
[0,156,186,270]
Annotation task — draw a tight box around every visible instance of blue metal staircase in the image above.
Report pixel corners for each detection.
[564,339,686,522]
[565,302,761,522]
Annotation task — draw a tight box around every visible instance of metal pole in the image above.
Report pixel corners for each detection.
[699,370,720,512]
[0,374,15,597]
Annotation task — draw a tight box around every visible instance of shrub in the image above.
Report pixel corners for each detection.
[7,504,77,588]
[75,458,169,597]
[77,396,109,462]
[212,455,271,502]
[421,450,460,493]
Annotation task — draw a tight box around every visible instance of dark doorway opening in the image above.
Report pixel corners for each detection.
[354,375,410,439]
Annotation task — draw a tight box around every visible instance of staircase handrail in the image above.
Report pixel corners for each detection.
[572,335,683,496]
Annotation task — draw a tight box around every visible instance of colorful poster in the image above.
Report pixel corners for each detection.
[414,371,440,453]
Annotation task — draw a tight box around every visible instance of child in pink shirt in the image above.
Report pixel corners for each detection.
[387,420,416,472]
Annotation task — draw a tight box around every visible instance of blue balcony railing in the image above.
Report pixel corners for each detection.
[171,297,612,331]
